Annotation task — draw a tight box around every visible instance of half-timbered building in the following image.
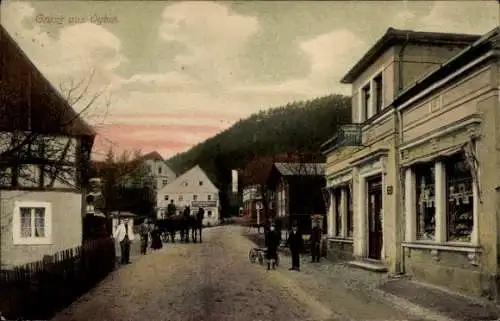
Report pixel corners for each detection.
[0,26,95,268]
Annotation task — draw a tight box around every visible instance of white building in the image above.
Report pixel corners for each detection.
[156,165,220,226]
[125,151,177,190]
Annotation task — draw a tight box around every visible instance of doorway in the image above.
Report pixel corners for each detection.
[367,175,383,260]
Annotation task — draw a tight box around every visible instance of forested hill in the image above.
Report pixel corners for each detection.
[166,94,351,187]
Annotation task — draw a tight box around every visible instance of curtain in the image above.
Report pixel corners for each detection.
[34,207,45,237]
[20,208,31,237]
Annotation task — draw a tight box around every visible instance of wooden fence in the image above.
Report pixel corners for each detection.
[0,237,116,320]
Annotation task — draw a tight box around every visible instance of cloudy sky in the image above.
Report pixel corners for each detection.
[1,1,498,159]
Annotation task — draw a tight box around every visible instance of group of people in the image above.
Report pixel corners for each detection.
[138,218,164,254]
[264,219,323,272]
[112,217,163,265]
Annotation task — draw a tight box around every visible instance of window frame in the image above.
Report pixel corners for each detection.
[12,201,52,245]
[404,152,478,246]
[374,73,383,113]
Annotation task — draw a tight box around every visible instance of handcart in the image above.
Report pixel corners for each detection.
[248,247,280,267]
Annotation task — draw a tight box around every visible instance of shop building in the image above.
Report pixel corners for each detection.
[322,27,500,298]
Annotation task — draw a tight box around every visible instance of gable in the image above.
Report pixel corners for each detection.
[158,165,218,193]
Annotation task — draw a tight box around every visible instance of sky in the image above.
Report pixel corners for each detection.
[1,1,498,160]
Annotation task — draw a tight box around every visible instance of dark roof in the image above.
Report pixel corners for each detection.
[341,27,481,84]
[0,25,95,137]
[393,27,499,107]
[274,163,325,176]
[139,151,164,162]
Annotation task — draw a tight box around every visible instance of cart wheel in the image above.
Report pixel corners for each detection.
[249,249,256,264]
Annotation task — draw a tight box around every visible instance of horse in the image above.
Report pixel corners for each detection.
[190,208,204,243]
[157,214,184,243]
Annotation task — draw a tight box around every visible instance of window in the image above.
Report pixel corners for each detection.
[13,202,52,245]
[406,151,476,244]
[162,179,168,186]
[158,167,162,174]
[374,74,383,113]
[193,195,198,201]
[199,181,203,186]
[346,185,353,237]
[362,84,371,120]
[164,195,169,201]
[445,154,473,242]
[207,195,212,201]
[0,167,13,186]
[334,188,342,236]
[207,211,212,217]
[178,195,183,201]
[415,163,436,240]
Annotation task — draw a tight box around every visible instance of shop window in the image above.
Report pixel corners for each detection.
[415,163,436,241]
[445,153,473,242]
[346,185,353,237]
[164,195,169,201]
[193,194,198,201]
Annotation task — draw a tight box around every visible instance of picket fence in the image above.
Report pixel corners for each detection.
[0,237,116,320]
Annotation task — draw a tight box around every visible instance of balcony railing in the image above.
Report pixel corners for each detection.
[321,123,363,153]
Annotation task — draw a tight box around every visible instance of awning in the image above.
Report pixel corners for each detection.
[401,144,464,168]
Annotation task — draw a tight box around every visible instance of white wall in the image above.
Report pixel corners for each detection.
[0,190,83,268]
[156,166,220,225]
[144,159,177,190]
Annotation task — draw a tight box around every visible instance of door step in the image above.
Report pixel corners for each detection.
[347,259,388,272]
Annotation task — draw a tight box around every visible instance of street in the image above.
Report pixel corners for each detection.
[53,226,430,321]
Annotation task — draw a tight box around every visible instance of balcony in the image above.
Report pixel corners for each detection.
[321,124,363,154]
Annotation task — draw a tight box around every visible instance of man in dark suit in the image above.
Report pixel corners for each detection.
[310,223,322,263]
[286,221,303,271]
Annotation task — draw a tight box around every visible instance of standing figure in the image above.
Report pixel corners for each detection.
[195,207,205,242]
[310,222,322,263]
[182,206,191,242]
[265,223,280,270]
[167,200,176,217]
[286,221,303,271]
[139,218,152,255]
[150,224,163,250]
[113,218,135,264]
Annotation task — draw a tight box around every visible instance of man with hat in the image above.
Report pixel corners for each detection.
[286,220,303,271]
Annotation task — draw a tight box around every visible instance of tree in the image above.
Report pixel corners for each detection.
[94,148,156,218]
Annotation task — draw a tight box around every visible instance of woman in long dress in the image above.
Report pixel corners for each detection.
[150,224,163,250]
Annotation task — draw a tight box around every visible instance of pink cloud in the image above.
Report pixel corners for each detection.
[91,121,226,159]
[114,111,242,121]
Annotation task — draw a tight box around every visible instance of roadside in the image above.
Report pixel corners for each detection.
[243,228,500,321]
